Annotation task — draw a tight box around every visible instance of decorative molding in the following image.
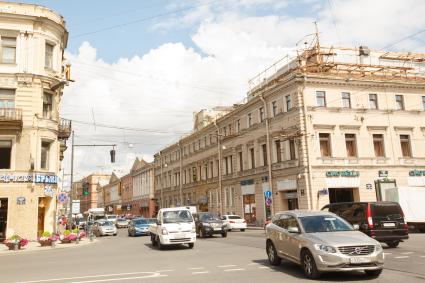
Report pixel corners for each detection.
[394,126,414,132]
[367,126,388,131]
[313,124,336,130]
[339,125,361,130]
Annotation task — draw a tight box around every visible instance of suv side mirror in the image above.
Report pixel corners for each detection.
[288,226,300,234]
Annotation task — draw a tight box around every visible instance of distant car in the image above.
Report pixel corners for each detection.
[222,215,247,231]
[194,212,227,238]
[93,220,117,236]
[105,214,118,225]
[322,202,409,248]
[266,210,384,279]
[128,218,155,236]
[116,218,129,228]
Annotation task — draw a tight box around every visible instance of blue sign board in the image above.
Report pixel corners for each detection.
[264,191,272,198]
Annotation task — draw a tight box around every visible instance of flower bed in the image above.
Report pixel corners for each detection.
[38,232,58,247]
[59,229,84,244]
[4,235,28,250]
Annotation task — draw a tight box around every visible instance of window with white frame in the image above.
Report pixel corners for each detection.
[259,107,264,122]
[272,101,277,117]
[345,134,357,157]
[341,92,351,108]
[400,135,412,157]
[247,113,252,127]
[319,133,331,157]
[40,141,51,170]
[0,88,15,108]
[369,94,378,109]
[45,42,54,69]
[316,91,326,107]
[395,95,405,110]
[43,92,53,119]
[236,119,240,132]
[1,37,16,64]
[286,94,292,111]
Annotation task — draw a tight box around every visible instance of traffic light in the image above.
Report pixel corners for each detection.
[82,182,89,196]
[110,149,116,163]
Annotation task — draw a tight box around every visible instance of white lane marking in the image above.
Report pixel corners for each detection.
[258,266,271,269]
[394,256,409,259]
[192,271,209,275]
[384,253,392,255]
[223,268,246,272]
[155,270,173,272]
[420,256,425,258]
[17,272,163,283]
[401,252,414,255]
[70,275,167,283]
[247,263,260,266]
[188,267,204,270]
[217,265,237,268]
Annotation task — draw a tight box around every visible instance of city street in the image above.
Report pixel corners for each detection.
[1,230,425,283]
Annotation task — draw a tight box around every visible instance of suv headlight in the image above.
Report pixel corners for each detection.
[375,244,383,252]
[161,228,168,235]
[191,224,196,233]
[315,244,337,253]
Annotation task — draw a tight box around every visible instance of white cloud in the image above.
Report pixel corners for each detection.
[62,0,425,186]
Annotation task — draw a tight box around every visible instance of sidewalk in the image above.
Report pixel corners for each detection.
[0,238,98,255]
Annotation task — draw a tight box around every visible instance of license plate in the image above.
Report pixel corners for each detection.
[214,228,222,231]
[174,233,185,238]
[350,257,371,264]
[383,222,396,227]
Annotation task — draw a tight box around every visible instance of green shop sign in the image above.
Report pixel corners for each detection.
[326,170,360,177]
[409,170,425,177]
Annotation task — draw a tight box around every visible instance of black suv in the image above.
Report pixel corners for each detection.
[322,201,409,247]
[194,212,227,238]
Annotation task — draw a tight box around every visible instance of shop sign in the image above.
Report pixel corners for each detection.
[326,171,360,177]
[277,179,297,191]
[409,170,425,177]
[285,192,298,199]
[0,174,32,183]
[44,186,55,197]
[72,200,80,214]
[379,170,388,178]
[240,179,254,186]
[17,197,25,205]
[34,174,58,184]
[318,188,329,195]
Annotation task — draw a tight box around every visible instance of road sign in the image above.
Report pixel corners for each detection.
[264,191,272,198]
[57,192,68,203]
[72,200,80,214]
[265,198,272,206]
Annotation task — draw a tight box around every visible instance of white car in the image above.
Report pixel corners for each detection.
[222,215,247,231]
[105,214,118,224]
[94,220,117,236]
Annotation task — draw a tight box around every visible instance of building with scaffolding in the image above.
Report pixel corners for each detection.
[153,40,425,226]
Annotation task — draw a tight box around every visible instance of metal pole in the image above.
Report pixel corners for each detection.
[68,130,74,229]
[214,121,223,216]
[160,152,163,208]
[179,142,183,206]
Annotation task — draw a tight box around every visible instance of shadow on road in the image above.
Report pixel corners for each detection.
[143,243,193,251]
[252,259,379,282]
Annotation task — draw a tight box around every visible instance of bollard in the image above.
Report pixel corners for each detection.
[13,242,19,251]
[51,240,56,248]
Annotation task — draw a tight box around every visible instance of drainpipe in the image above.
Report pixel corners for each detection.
[213,121,223,216]
[259,94,275,216]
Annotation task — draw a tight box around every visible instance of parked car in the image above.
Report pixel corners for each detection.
[105,214,118,225]
[93,220,117,237]
[266,210,384,279]
[128,218,155,236]
[221,215,247,231]
[194,212,227,238]
[321,202,409,248]
[116,218,129,228]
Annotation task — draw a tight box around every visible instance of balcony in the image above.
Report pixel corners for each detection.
[58,118,72,139]
[0,108,23,131]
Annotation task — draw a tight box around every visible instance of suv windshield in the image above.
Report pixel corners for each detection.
[200,213,220,221]
[134,219,148,225]
[228,216,242,220]
[372,203,402,218]
[299,215,353,233]
[162,210,192,223]
[99,221,114,226]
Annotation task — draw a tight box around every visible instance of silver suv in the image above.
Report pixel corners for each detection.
[265,210,384,279]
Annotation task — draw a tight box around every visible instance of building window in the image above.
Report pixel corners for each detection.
[316,91,326,107]
[40,141,51,170]
[272,101,277,117]
[238,151,243,171]
[289,139,296,160]
[236,119,240,132]
[0,88,15,108]
[262,144,267,166]
[45,42,54,69]
[395,95,404,110]
[275,140,281,163]
[345,134,357,157]
[228,124,232,135]
[1,37,16,64]
[259,107,264,122]
[247,113,252,127]
[341,92,351,108]
[369,94,378,109]
[0,140,12,169]
[422,96,425,110]
[43,93,53,119]
[400,135,412,157]
[373,134,385,157]
[250,148,255,168]
[223,126,227,136]
[319,133,331,157]
[210,161,214,177]
[286,95,292,111]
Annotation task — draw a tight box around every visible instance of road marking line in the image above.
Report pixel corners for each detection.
[188,267,204,270]
[247,263,260,266]
[394,256,409,259]
[69,275,168,283]
[420,256,425,258]
[192,271,209,275]
[217,265,237,268]
[258,266,271,269]
[401,252,414,255]
[384,253,392,255]
[17,272,164,283]
[155,270,174,272]
[223,268,246,272]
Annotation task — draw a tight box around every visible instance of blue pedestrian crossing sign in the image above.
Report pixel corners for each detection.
[264,191,272,198]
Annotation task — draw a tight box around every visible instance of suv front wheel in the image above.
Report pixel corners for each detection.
[301,250,320,279]
[266,241,281,266]
[386,240,399,248]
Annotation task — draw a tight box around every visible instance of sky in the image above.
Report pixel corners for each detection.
[10,0,425,189]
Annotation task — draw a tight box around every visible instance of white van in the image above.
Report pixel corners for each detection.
[105,214,118,224]
[149,207,196,249]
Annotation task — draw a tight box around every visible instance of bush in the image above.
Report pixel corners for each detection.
[63,230,71,236]
[41,231,51,237]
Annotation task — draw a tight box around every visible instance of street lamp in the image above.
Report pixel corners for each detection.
[213,121,224,216]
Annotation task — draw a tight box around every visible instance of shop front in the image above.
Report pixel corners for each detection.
[277,179,299,211]
[325,170,360,204]
[241,179,256,224]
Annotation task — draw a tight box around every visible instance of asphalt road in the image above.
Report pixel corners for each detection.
[1,229,425,283]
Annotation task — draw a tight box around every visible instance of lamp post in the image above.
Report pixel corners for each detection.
[213,121,223,216]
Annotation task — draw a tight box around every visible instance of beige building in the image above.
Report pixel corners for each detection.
[71,174,110,214]
[0,2,70,239]
[154,43,425,226]
[131,158,156,217]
